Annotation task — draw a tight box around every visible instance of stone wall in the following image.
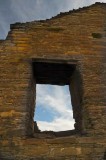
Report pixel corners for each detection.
[0,3,106,160]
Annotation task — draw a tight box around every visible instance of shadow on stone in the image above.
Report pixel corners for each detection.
[103,151,106,160]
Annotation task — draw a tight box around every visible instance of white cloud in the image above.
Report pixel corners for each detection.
[36,85,73,117]
[9,0,106,22]
[35,84,75,131]
[37,117,75,132]
[69,0,106,9]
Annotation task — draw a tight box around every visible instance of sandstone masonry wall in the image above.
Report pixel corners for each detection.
[0,3,106,160]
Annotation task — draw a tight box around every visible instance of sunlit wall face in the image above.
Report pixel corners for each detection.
[34,84,75,132]
[0,0,106,132]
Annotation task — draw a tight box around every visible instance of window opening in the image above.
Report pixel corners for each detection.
[32,60,82,137]
[34,84,75,132]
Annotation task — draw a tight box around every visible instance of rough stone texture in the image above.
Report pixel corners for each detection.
[0,2,106,160]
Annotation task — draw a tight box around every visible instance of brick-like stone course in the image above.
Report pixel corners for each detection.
[0,2,106,160]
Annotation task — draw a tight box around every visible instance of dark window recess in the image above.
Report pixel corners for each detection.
[33,61,76,85]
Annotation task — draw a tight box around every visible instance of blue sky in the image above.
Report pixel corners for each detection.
[0,0,106,131]
[35,85,74,131]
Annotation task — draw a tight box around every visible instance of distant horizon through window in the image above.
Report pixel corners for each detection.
[34,84,75,132]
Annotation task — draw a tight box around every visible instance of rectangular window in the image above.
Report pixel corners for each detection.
[31,59,82,137]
